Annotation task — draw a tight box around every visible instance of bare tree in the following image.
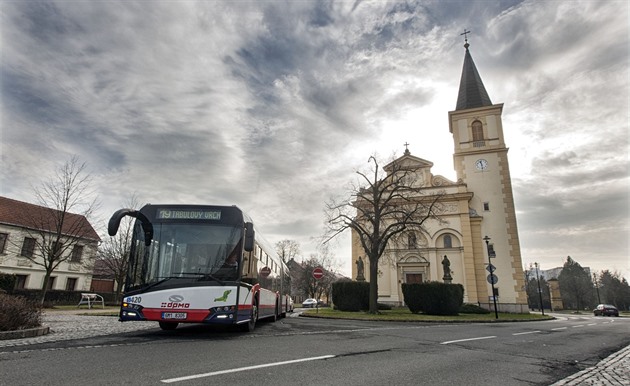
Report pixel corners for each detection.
[325,155,443,314]
[96,195,141,299]
[297,244,340,302]
[275,239,301,264]
[22,156,100,303]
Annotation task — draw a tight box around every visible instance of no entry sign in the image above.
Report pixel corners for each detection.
[312,267,324,280]
[260,266,271,278]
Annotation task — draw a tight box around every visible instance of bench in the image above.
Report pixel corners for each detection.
[77,293,104,309]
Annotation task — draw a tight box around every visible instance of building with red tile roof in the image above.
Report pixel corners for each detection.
[0,196,100,291]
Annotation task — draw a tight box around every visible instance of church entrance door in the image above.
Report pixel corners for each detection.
[406,273,423,284]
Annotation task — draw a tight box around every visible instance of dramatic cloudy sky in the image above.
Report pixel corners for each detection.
[1,1,628,279]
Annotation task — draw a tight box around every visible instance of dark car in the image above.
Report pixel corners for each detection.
[593,304,619,317]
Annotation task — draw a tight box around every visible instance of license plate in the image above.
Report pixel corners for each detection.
[162,312,187,320]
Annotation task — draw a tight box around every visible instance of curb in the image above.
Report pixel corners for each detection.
[0,326,50,341]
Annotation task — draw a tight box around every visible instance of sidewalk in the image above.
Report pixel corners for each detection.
[550,344,630,385]
[1,309,629,385]
[0,308,155,347]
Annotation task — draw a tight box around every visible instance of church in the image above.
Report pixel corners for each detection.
[351,39,528,313]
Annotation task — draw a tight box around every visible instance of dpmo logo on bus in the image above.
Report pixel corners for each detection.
[161,294,190,308]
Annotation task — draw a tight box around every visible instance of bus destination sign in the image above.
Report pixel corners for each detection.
[156,209,221,221]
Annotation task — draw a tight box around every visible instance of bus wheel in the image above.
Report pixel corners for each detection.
[159,322,178,331]
[240,302,257,332]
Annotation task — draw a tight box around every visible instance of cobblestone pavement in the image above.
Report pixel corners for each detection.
[1,310,629,385]
[550,344,630,386]
[0,310,156,348]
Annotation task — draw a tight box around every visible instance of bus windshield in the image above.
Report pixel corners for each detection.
[127,222,243,289]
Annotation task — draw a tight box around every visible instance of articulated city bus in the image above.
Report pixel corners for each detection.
[108,204,292,331]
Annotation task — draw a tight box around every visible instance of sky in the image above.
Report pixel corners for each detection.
[1,0,628,280]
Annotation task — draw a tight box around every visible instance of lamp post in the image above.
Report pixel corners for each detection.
[483,235,498,319]
[533,262,545,316]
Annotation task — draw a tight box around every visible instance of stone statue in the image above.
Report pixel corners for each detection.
[442,255,452,283]
[356,256,365,281]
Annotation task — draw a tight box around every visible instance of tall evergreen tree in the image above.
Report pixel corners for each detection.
[598,270,630,311]
[558,256,594,311]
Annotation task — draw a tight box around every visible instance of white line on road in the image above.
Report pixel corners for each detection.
[572,325,585,328]
[441,336,496,345]
[512,331,541,336]
[587,323,597,326]
[551,327,567,330]
[160,355,336,383]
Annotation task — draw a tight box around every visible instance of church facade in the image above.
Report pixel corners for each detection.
[351,41,528,312]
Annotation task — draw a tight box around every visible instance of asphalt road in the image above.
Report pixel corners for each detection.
[1,311,628,385]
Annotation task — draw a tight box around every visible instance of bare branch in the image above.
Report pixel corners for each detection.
[323,153,445,313]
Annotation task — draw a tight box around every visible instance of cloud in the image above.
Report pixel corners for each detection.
[1,0,628,279]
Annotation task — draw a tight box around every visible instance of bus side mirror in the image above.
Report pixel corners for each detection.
[244,222,255,252]
[108,208,154,246]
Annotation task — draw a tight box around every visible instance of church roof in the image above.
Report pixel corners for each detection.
[455,43,492,110]
[384,150,433,172]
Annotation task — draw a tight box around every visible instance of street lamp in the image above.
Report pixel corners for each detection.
[483,235,498,319]
[532,262,545,316]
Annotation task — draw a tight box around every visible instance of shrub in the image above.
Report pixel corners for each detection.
[332,281,369,311]
[0,293,42,331]
[460,303,490,314]
[402,282,464,316]
[0,273,16,293]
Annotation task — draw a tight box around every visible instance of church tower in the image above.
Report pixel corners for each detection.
[448,38,527,307]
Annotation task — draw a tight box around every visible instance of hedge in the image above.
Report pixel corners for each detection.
[332,281,369,311]
[401,282,464,316]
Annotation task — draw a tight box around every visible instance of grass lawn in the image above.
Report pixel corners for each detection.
[302,307,552,322]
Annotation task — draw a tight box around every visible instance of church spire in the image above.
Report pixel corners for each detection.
[455,31,492,111]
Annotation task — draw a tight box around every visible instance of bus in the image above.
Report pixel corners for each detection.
[108,204,293,331]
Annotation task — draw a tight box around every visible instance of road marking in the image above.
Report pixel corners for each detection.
[587,323,597,326]
[160,354,336,383]
[512,331,541,336]
[441,336,496,345]
[572,324,585,328]
[551,327,567,331]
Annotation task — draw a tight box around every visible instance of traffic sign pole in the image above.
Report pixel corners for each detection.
[483,236,499,319]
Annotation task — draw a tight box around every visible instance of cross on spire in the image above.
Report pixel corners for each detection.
[404,142,410,155]
[461,29,471,49]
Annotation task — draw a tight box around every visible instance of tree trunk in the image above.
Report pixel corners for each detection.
[368,256,379,314]
[40,271,52,305]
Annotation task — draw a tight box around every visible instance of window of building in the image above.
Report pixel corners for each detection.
[70,245,83,263]
[443,234,452,248]
[0,233,7,254]
[15,275,28,289]
[483,202,490,211]
[46,276,56,290]
[21,237,36,257]
[65,278,78,291]
[472,120,485,147]
[472,120,484,141]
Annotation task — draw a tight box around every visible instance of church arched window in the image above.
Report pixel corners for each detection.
[443,234,452,248]
[472,120,484,141]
